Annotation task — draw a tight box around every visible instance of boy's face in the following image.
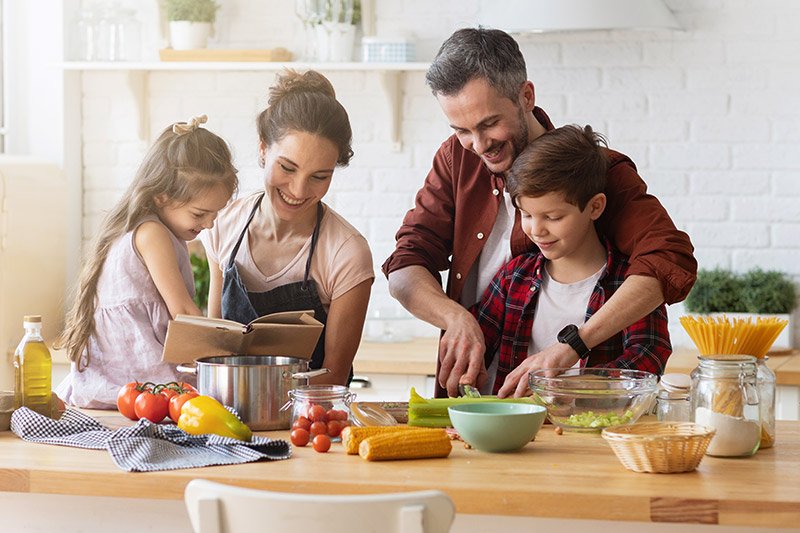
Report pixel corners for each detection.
[436,77,532,175]
[517,192,606,262]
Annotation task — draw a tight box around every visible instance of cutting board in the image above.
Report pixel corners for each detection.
[159,48,294,62]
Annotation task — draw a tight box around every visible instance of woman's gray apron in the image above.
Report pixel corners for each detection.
[221,193,327,370]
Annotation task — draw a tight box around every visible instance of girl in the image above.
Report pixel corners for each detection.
[56,115,238,408]
[202,70,373,386]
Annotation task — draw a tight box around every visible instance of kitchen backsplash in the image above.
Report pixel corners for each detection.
[75,0,800,343]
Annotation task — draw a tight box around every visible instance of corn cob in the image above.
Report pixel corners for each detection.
[341,425,426,455]
[358,428,452,461]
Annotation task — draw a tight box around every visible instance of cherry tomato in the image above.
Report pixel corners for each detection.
[168,391,199,423]
[308,404,328,423]
[312,434,331,453]
[134,390,169,423]
[160,387,178,401]
[309,421,328,437]
[326,420,343,438]
[117,382,145,420]
[330,409,350,421]
[291,428,310,447]
[176,382,198,394]
[292,416,312,431]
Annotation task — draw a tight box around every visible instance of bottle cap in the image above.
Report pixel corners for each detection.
[23,315,42,323]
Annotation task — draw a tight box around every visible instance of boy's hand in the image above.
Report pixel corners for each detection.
[497,342,579,398]
[438,312,487,397]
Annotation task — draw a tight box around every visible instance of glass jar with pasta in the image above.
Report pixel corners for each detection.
[756,357,776,449]
[691,355,760,457]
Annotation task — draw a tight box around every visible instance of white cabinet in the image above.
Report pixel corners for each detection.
[0,157,68,390]
[349,373,435,402]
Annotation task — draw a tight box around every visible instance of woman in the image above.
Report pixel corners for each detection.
[202,70,373,385]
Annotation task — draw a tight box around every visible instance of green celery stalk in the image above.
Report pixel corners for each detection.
[407,387,534,427]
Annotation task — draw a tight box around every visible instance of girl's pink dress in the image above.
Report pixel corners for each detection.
[56,219,196,408]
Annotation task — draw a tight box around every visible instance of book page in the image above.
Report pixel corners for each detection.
[174,314,244,332]
[248,310,316,326]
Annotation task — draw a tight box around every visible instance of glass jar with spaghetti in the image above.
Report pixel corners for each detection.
[756,357,776,449]
[690,355,760,457]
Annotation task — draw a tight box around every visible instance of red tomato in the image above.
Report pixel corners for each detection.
[168,391,199,423]
[309,421,328,437]
[326,420,343,438]
[134,390,169,423]
[292,416,312,431]
[160,387,178,400]
[312,434,331,453]
[308,404,328,423]
[176,382,198,394]
[291,428,310,447]
[117,382,144,420]
[328,409,349,421]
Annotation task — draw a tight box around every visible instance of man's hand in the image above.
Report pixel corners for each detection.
[438,311,487,397]
[497,342,579,398]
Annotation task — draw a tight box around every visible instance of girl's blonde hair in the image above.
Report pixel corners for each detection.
[257,69,354,166]
[59,117,238,370]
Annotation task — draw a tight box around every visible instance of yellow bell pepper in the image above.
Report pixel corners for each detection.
[177,395,252,442]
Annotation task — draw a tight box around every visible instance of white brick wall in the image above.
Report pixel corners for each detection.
[77,0,800,343]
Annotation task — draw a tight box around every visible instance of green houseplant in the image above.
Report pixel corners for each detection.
[684,267,797,349]
[163,0,219,50]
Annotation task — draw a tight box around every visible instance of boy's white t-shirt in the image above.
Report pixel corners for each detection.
[528,263,607,358]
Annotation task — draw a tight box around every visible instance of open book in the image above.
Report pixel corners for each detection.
[162,310,324,363]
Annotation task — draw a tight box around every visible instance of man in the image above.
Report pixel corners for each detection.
[381,28,696,398]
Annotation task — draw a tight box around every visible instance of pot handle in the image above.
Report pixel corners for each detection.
[292,368,330,380]
[176,362,197,375]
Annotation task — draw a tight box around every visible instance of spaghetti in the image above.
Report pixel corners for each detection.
[679,315,788,358]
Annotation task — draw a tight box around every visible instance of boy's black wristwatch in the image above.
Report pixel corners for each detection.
[557,324,591,359]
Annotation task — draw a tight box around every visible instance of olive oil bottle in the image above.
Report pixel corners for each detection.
[13,315,52,416]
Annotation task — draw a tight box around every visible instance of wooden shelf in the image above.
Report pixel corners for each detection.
[61,60,430,149]
[60,61,431,72]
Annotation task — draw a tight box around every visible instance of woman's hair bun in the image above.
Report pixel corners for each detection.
[268,69,336,106]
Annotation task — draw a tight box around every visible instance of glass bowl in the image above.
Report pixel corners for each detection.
[528,368,658,432]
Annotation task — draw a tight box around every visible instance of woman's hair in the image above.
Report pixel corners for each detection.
[507,125,609,210]
[257,69,354,166]
[59,116,238,370]
[426,27,527,102]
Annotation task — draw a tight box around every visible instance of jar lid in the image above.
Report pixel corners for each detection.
[350,402,398,426]
[660,373,691,392]
[23,315,42,323]
[699,354,757,365]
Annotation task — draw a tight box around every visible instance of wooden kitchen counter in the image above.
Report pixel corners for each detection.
[1,414,799,528]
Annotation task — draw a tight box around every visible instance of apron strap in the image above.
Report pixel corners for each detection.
[302,202,324,290]
[226,193,265,270]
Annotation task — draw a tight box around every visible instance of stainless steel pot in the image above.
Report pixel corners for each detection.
[176,355,328,430]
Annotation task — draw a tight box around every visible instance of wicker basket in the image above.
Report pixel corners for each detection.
[601,422,716,473]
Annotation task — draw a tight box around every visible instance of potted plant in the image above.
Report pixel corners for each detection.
[683,268,797,349]
[163,0,219,50]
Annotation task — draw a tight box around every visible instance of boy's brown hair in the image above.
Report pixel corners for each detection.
[507,125,609,210]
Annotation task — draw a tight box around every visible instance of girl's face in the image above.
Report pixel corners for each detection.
[260,131,338,222]
[156,181,232,241]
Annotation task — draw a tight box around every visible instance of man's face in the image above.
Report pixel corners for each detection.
[436,77,531,175]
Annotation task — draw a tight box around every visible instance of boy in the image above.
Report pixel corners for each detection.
[472,125,672,397]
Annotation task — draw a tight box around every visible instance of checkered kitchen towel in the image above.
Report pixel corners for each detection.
[10,407,291,472]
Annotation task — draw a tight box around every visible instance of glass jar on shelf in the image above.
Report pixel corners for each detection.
[285,384,355,441]
[691,355,760,457]
[756,357,776,449]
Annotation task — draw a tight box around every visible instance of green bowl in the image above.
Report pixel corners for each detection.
[448,402,547,453]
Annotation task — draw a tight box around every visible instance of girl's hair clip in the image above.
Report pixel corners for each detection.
[173,114,208,135]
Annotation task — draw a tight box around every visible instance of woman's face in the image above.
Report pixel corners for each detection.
[260,131,338,222]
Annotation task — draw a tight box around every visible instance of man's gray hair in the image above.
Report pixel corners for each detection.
[425,27,527,102]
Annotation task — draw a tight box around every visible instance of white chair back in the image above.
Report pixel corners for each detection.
[184,479,455,533]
